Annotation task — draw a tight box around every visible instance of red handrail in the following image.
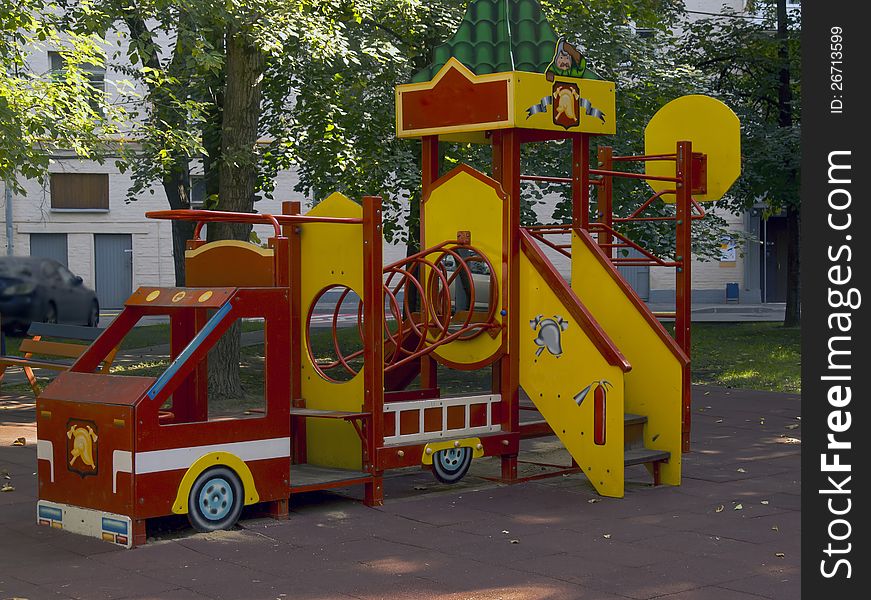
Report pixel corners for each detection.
[146,209,365,240]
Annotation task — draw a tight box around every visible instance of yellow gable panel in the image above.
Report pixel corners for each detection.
[514,72,616,136]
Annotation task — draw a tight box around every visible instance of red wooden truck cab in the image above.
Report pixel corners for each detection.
[36,285,291,547]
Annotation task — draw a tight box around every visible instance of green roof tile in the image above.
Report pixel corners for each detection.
[410,0,598,83]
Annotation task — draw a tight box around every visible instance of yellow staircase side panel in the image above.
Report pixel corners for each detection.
[299,193,366,470]
[518,251,626,498]
[571,231,683,485]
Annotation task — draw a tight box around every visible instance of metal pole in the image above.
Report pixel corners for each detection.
[675,141,693,453]
[762,218,768,303]
[4,183,13,256]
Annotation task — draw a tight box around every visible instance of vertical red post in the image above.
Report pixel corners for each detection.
[283,201,306,466]
[573,133,590,231]
[169,312,197,421]
[492,129,520,482]
[271,237,290,288]
[172,237,207,422]
[675,141,693,453]
[362,196,385,505]
[419,136,440,390]
[596,146,614,257]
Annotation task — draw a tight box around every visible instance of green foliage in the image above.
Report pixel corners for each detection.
[520,1,726,260]
[277,2,467,243]
[681,2,801,214]
[285,0,731,259]
[0,0,122,191]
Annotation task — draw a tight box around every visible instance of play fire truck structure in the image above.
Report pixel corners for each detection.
[36,0,740,547]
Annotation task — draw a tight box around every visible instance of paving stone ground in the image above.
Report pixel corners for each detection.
[0,385,800,600]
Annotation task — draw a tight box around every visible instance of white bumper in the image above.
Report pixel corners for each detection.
[37,500,133,549]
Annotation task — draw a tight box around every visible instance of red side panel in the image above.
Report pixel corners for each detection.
[402,67,509,131]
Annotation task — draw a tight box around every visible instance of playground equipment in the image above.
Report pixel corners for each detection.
[35,0,739,547]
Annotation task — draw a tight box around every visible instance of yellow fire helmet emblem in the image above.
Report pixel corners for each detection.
[554,86,579,122]
[67,424,98,470]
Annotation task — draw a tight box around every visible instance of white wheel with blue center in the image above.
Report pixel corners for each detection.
[187,466,244,532]
[432,447,472,484]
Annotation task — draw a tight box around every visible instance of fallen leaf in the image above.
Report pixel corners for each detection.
[603,534,612,539]
[12,437,25,447]
[715,505,725,513]
[776,552,785,558]
[734,503,744,511]
[785,424,800,430]
[0,483,14,492]
[509,539,519,544]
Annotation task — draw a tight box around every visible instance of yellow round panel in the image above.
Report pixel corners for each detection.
[644,95,740,202]
[198,291,213,303]
[145,290,161,302]
[171,291,186,303]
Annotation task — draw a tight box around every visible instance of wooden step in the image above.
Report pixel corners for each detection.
[624,413,647,451]
[624,448,670,467]
[624,413,647,426]
[290,408,369,420]
[290,464,371,494]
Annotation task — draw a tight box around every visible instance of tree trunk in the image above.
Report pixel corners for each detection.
[120,11,195,287]
[783,205,800,326]
[206,24,265,402]
[776,0,799,326]
[162,164,194,286]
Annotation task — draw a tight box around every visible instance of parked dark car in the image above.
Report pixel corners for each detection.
[0,257,99,336]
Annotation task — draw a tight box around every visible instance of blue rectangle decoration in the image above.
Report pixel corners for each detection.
[38,505,63,521]
[101,517,129,535]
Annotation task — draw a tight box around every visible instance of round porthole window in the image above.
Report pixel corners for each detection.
[306,285,365,382]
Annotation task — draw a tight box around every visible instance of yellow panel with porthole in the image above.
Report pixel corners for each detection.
[299,192,366,470]
[423,167,504,367]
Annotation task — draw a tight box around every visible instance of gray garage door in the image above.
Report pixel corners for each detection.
[29,233,68,267]
[94,234,132,309]
[617,248,650,301]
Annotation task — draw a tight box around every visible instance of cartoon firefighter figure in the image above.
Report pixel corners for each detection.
[546,37,599,82]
